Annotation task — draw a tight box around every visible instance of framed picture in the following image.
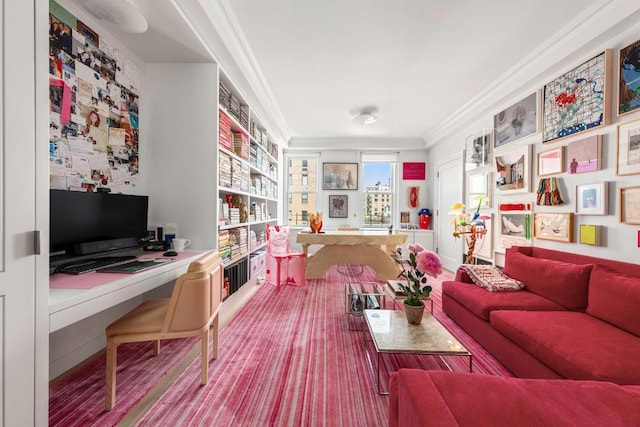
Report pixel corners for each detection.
[328,195,348,218]
[619,186,640,224]
[474,213,493,260]
[537,147,564,176]
[616,118,640,176]
[542,50,612,143]
[323,163,358,190]
[576,182,607,215]
[498,211,531,248]
[465,130,491,168]
[494,92,539,148]
[402,162,425,180]
[467,170,490,210]
[494,144,531,194]
[619,37,640,116]
[534,212,574,242]
[567,135,602,174]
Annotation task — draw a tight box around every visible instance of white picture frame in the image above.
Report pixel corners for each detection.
[494,144,531,195]
[576,182,608,215]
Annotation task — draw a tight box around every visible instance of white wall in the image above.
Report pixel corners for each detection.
[426,6,640,264]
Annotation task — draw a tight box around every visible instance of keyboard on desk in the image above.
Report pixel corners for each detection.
[56,256,138,275]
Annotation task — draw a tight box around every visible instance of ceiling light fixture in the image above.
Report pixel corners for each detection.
[81,0,148,34]
[352,108,379,125]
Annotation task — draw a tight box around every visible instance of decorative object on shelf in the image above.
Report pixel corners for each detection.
[465,129,492,167]
[309,211,323,233]
[537,146,564,176]
[579,224,602,245]
[323,163,358,190]
[619,37,640,116]
[533,212,574,242]
[494,144,531,194]
[536,177,564,206]
[616,118,640,176]
[576,182,607,215]
[418,208,432,230]
[542,50,612,143]
[392,244,442,325]
[329,195,348,218]
[494,92,539,148]
[619,186,640,224]
[449,200,490,265]
[567,135,602,174]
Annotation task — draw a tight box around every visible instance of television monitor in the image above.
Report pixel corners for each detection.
[50,189,149,260]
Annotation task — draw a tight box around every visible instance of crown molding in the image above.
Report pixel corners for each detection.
[424,0,640,147]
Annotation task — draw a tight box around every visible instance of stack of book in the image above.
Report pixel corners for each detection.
[219,82,231,111]
[229,207,240,225]
[218,111,232,151]
[218,230,231,262]
[229,94,241,122]
[219,151,232,188]
[232,131,249,160]
[239,105,249,130]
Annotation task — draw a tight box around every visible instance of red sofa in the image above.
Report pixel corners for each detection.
[442,246,640,384]
[389,369,640,427]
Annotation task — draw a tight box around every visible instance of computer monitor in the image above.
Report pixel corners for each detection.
[50,189,149,259]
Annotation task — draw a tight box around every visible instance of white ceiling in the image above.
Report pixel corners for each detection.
[67,0,617,144]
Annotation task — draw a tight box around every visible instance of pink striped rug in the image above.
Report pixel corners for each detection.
[135,267,512,426]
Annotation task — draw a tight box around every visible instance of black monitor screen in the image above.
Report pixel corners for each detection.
[50,189,149,255]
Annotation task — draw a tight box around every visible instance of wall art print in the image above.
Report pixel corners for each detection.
[465,130,491,168]
[619,37,640,116]
[534,212,574,243]
[542,50,612,143]
[616,118,640,176]
[328,195,348,218]
[494,92,538,148]
[323,163,358,190]
[566,135,602,174]
[494,145,531,195]
[49,0,141,194]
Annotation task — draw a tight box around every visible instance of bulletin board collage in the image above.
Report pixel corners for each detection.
[48,1,140,193]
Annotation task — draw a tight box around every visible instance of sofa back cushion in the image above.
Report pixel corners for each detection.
[587,265,640,337]
[502,250,592,309]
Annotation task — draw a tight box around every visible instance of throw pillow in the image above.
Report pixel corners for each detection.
[502,251,593,309]
[458,264,525,292]
[587,265,640,337]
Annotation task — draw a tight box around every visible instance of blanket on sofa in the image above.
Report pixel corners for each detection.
[458,264,525,292]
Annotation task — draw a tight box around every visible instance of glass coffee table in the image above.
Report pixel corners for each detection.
[363,309,472,394]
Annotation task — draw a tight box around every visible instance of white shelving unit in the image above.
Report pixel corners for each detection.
[217,71,279,298]
[398,229,435,258]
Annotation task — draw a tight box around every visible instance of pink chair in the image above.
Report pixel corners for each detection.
[266,225,306,290]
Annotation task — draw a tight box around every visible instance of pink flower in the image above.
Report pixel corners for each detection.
[407,243,425,254]
[416,250,443,278]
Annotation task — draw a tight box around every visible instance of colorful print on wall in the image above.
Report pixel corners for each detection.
[494,92,538,148]
[619,38,640,116]
[48,0,140,193]
[542,51,612,143]
[566,135,602,174]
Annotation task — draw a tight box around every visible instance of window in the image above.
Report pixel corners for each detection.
[361,154,396,228]
[286,155,318,225]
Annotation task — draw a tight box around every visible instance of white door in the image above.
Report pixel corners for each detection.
[436,154,464,272]
[0,1,45,424]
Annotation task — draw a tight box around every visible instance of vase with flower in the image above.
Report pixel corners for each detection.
[393,243,443,325]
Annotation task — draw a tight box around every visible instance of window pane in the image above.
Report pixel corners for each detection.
[287,157,318,225]
[362,162,394,228]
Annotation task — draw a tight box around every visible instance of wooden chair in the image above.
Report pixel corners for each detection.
[104,251,223,411]
[337,226,364,275]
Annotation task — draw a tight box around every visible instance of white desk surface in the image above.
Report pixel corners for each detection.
[49,251,204,332]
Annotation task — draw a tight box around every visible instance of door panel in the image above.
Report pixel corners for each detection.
[437,155,464,272]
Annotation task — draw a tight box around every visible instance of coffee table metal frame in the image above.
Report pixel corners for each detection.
[363,309,472,395]
[344,282,387,331]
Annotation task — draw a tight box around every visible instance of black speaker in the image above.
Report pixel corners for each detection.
[73,237,139,255]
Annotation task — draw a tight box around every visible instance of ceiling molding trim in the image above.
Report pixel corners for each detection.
[199,0,291,143]
[424,0,640,147]
[288,137,426,151]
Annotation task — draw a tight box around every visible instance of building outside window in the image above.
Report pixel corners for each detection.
[362,158,395,228]
[286,155,318,225]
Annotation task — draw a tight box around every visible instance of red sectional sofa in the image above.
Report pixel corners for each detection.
[389,369,640,427]
[442,246,640,384]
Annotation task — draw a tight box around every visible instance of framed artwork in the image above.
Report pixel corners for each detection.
[323,163,358,190]
[498,211,531,248]
[537,147,564,176]
[474,213,493,260]
[542,50,612,143]
[576,182,607,215]
[465,130,492,168]
[402,162,425,180]
[579,224,602,245]
[619,186,640,224]
[494,144,531,194]
[328,195,348,218]
[619,37,640,116]
[494,92,539,148]
[534,212,574,242]
[616,118,640,176]
[567,135,602,174]
[467,170,490,210]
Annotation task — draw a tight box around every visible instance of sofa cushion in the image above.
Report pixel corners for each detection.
[491,310,640,385]
[587,265,640,337]
[442,281,565,321]
[390,369,640,427]
[502,250,592,309]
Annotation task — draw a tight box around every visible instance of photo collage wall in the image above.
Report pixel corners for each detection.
[49,0,140,193]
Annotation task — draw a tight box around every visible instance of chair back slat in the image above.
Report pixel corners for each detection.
[163,251,221,333]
